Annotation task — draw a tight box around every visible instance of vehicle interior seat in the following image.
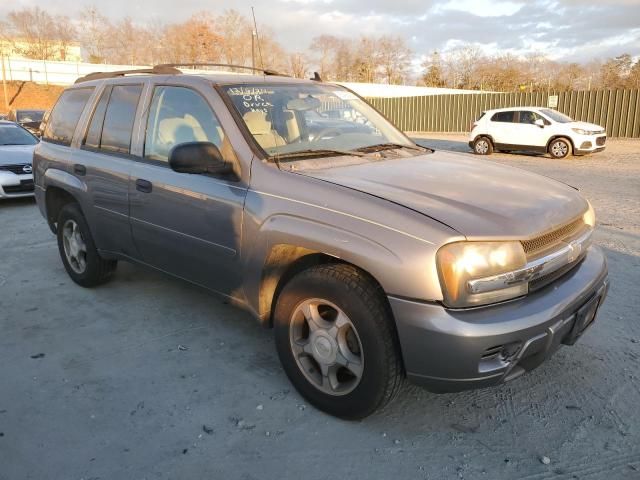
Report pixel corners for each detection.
[243,111,286,149]
[283,110,301,143]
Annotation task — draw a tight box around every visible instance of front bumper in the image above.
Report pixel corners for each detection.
[390,245,608,392]
[573,134,606,155]
[0,172,34,198]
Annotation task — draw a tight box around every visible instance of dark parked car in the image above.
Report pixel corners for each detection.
[8,109,46,135]
[33,65,608,419]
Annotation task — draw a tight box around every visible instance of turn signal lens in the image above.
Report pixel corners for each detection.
[583,202,596,228]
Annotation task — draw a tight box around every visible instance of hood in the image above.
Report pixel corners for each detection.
[0,144,35,166]
[569,121,605,132]
[300,151,588,239]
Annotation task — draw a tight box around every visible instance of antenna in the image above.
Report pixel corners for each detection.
[251,7,265,71]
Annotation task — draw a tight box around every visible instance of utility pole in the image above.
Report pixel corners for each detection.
[251,30,256,69]
[1,54,8,112]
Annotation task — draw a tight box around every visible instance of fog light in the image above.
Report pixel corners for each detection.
[500,341,522,360]
[580,141,592,149]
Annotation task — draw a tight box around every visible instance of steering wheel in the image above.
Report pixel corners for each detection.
[311,128,343,142]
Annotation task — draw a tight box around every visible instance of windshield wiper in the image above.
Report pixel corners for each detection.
[355,142,426,153]
[272,149,365,161]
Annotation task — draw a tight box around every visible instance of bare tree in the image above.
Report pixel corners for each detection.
[377,35,412,84]
[217,10,252,66]
[421,51,446,87]
[288,52,308,78]
[4,7,60,60]
[78,7,111,63]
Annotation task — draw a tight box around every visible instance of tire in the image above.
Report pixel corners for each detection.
[274,263,403,419]
[56,203,117,287]
[473,136,493,155]
[548,138,572,159]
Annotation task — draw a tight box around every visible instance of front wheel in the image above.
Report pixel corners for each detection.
[473,136,493,155]
[548,138,572,159]
[274,263,403,419]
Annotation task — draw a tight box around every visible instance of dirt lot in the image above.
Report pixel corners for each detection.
[1,136,639,479]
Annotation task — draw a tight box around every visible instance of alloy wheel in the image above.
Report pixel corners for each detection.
[62,219,88,274]
[475,139,489,154]
[289,298,364,396]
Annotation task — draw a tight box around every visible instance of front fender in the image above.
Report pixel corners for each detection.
[243,212,448,320]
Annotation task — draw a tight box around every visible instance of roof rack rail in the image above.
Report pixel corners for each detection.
[75,65,182,84]
[155,63,289,77]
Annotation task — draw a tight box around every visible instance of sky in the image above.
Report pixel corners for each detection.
[2,0,639,62]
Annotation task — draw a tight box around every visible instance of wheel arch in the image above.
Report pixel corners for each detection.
[546,135,574,153]
[44,186,83,234]
[473,133,495,145]
[257,245,392,329]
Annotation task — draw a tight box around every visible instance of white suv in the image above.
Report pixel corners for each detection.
[469,107,606,159]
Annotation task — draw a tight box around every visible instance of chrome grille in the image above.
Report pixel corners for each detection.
[0,164,30,175]
[521,218,585,256]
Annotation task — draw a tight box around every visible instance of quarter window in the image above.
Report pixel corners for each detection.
[491,111,516,123]
[144,86,225,162]
[42,88,94,145]
[100,85,143,154]
[83,87,111,150]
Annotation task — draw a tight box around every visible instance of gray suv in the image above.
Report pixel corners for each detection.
[33,65,609,419]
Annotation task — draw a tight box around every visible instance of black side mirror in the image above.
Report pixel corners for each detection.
[169,142,233,175]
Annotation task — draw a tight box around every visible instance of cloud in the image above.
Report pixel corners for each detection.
[0,0,638,62]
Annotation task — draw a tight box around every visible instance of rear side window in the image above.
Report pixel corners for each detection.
[100,85,143,154]
[43,88,94,145]
[491,111,515,123]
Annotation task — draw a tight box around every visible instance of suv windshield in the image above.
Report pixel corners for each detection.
[540,109,573,123]
[222,83,417,160]
[0,124,38,146]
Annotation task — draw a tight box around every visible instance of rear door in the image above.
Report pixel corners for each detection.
[488,111,517,145]
[77,82,144,257]
[128,83,248,296]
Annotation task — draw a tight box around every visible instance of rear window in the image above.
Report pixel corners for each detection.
[43,88,94,145]
[491,111,515,123]
[17,110,45,123]
[99,85,143,154]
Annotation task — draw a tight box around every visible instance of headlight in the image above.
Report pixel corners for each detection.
[436,241,527,308]
[572,128,589,135]
[583,201,596,227]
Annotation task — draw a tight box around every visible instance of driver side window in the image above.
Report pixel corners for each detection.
[144,86,225,162]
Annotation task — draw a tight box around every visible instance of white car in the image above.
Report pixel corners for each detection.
[0,120,38,199]
[469,107,606,159]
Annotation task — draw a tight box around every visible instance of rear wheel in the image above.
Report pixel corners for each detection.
[57,203,117,287]
[274,263,403,419]
[473,136,493,155]
[548,138,572,159]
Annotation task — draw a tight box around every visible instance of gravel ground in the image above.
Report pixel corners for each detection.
[1,137,639,480]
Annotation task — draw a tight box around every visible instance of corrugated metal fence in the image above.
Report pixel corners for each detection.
[367,90,640,138]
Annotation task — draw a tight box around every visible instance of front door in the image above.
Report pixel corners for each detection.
[128,85,248,296]
[511,110,549,148]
